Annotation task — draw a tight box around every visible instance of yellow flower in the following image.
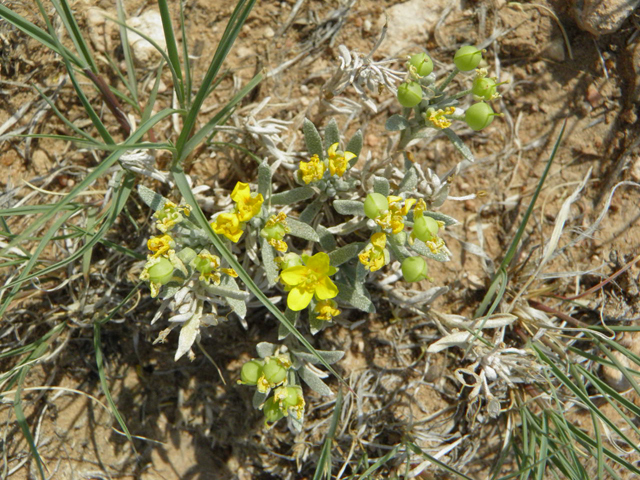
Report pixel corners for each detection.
[154,201,190,233]
[299,154,325,184]
[279,252,338,311]
[426,107,456,129]
[358,232,388,272]
[221,268,238,277]
[147,234,175,258]
[268,238,289,252]
[375,197,415,234]
[230,182,264,222]
[327,143,357,177]
[314,299,341,321]
[211,212,244,243]
[413,198,427,218]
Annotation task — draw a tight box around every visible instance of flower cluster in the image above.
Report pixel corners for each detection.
[239,353,305,425]
[279,252,339,312]
[298,142,357,185]
[211,182,264,242]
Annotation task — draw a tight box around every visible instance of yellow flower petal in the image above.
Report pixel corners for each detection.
[305,252,331,275]
[280,266,310,286]
[230,182,251,203]
[315,277,338,300]
[287,286,314,311]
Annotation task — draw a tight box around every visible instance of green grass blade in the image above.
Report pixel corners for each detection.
[171,170,347,388]
[0,4,83,66]
[313,389,343,480]
[476,121,566,318]
[157,0,184,104]
[93,284,142,451]
[182,72,263,159]
[179,0,191,109]
[0,107,176,258]
[1,173,137,291]
[116,0,138,107]
[175,0,257,157]
[51,0,98,73]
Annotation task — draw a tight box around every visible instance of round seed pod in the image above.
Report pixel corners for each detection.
[413,216,439,242]
[402,256,429,283]
[397,81,423,108]
[263,397,284,424]
[364,193,389,220]
[147,257,174,285]
[454,46,482,71]
[472,76,496,100]
[465,102,496,131]
[240,360,263,385]
[262,358,287,386]
[409,52,433,77]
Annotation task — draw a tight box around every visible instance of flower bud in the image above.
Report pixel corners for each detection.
[413,215,439,242]
[364,193,389,219]
[240,360,263,385]
[147,257,174,285]
[397,81,423,108]
[409,52,433,77]
[472,76,496,100]
[465,102,496,131]
[454,46,482,71]
[402,256,429,283]
[261,223,287,241]
[277,252,303,271]
[262,358,287,386]
[263,397,284,424]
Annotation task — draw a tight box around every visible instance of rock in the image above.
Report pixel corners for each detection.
[377,0,460,55]
[573,0,640,36]
[86,8,115,54]
[127,10,167,67]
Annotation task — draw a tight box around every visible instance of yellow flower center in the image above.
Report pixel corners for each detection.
[299,155,325,184]
[427,107,456,129]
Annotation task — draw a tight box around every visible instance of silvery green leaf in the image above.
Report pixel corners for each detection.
[256,341,277,358]
[346,129,363,161]
[385,114,410,131]
[335,281,375,313]
[309,314,328,336]
[329,243,364,266]
[261,238,279,287]
[397,166,418,194]
[288,218,320,242]
[324,118,340,148]
[299,365,333,396]
[317,224,337,251]
[258,160,271,198]
[424,211,458,226]
[288,414,304,432]
[174,315,200,361]
[278,308,299,341]
[271,186,315,205]
[253,390,268,409]
[373,176,390,196]
[409,239,451,262]
[204,283,250,301]
[221,275,247,319]
[334,177,357,192]
[300,197,322,224]
[443,127,475,163]
[303,118,324,158]
[387,236,410,262]
[292,349,344,365]
[333,200,364,216]
[159,284,181,300]
[138,185,170,211]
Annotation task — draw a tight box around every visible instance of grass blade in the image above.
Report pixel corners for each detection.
[313,389,343,480]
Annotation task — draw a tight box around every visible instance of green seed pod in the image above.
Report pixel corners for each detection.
[397,81,423,108]
[413,216,439,242]
[240,360,263,385]
[454,46,482,71]
[402,256,429,283]
[409,52,433,77]
[278,252,303,271]
[281,386,303,408]
[261,223,287,241]
[364,193,389,220]
[262,358,287,386]
[263,397,284,424]
[147,257,174,285]
[465,102,496,131]
[472,76,496,100]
